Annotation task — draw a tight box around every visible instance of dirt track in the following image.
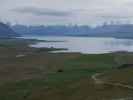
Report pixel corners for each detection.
[92,73,133,90]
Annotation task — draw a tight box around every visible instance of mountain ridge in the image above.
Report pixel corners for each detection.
[0,22,19,38]
[11,24,133,38]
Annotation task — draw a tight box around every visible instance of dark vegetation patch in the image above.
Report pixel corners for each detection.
[118,64,133,69]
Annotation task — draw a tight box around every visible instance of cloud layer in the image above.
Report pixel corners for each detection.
[13,7,72,17]
[0,0,133,25]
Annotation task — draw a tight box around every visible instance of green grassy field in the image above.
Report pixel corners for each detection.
[0,39,133,100]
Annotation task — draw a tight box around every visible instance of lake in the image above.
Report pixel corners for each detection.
[23,36,133,54]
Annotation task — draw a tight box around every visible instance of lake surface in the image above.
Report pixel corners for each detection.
[23,36,133,54]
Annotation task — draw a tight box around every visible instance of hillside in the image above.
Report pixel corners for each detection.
[0,22,19,38]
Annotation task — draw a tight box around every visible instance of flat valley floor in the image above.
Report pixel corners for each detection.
[0,38,133,100]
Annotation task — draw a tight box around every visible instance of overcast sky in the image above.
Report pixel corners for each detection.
[0,0,133,25]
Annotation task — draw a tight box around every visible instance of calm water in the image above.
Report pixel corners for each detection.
[23,36,133,54]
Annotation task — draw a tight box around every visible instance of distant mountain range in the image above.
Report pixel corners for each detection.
[11,24,133,38]
[0,22,19,38]
[1,21,133,39]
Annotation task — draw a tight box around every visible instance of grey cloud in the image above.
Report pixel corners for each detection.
[2,0,133,25]
[12,7,72,17]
